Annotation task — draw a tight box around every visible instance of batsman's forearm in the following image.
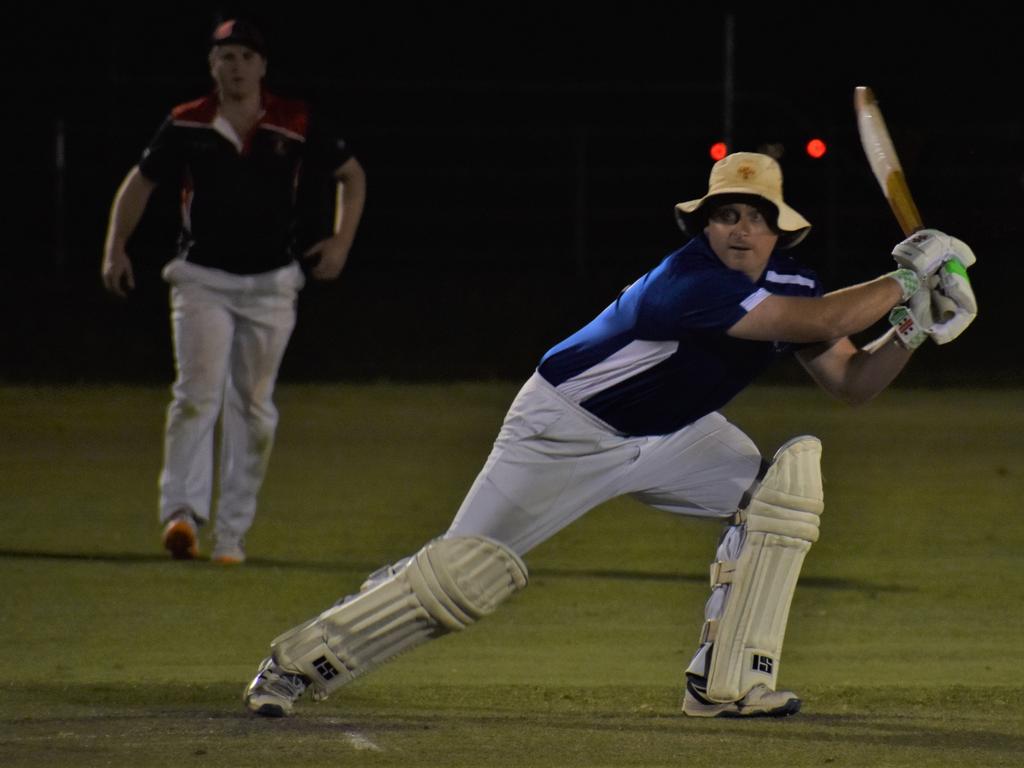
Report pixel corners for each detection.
[841,328,914,404]
[730,275,904,344]
[818,275,904,339]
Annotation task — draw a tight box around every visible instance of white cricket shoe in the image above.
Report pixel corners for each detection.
[244,657,309,717]
[682,680,801,718]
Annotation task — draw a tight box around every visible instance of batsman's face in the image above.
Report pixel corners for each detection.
[704,202,779,282]
[209,44,266,100]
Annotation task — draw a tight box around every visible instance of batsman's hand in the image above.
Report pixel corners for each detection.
[887,268,921,302]
[936,259,977,314]
[890,266,978,348]
[892,228,976,278]
[101,247,135,298]
[928,305,976,345]
[928,259,977,344]
[889,289,931,350]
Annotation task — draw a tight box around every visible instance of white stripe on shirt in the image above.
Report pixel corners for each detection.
[556,339,680,402]
[741,288,771,312]
[765,270,815,289]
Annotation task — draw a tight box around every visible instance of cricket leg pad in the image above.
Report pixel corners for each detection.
[698,436,824,703]
[269,536,528,699]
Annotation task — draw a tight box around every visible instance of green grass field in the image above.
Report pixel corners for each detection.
[2,382,1022,767]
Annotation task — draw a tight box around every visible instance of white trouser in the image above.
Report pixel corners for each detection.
[158,259,303,546]
[445,372,762,556]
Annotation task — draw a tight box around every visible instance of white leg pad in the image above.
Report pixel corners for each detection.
[704,436,824,703]
[269,536,528,698]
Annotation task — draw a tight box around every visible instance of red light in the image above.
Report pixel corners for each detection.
[709,141,728,161]
[805,138,827,159]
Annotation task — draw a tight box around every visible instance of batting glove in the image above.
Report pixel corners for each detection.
[928,260,977,345]
[891,263,978,348]
[892,228,976,278]
[887,268,921,302]
[889,287,932,350]
[936,258,977,315]
[928,305,976,345]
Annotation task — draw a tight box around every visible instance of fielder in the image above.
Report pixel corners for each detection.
[101,19,366,564]
[243,152,976,717]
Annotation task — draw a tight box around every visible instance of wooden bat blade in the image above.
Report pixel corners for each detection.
[854,86,924,235]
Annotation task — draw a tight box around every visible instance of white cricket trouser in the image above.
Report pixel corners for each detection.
[445,372,762,555]
[158,259,303,546]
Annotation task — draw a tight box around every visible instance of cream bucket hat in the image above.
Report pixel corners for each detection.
[675,152,811,249]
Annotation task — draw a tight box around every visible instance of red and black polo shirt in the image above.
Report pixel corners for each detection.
[139,90,353,275]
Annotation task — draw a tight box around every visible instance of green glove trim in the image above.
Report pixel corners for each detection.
[943,259,970,280]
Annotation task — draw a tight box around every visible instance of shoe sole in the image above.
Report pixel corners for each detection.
[251,702,287,718]
[682,692,801,718]
[718,698,801,718]
[162,521,198,560]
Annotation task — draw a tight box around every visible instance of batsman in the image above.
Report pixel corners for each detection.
[243,152,977,718]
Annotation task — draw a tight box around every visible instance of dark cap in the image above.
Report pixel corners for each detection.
[210,18,266,56]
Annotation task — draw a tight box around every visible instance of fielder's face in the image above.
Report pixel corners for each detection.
[704,202,779,282]
[209,44,266,100]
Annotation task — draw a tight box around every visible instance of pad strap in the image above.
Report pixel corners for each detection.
[709,560,736,587]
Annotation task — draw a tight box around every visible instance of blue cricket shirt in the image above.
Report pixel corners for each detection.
[538,234,822,436]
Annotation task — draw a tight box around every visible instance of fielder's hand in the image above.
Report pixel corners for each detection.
[101,247,135,298]
[303,235,352,281]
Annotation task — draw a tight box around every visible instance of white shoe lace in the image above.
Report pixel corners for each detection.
[258,665,308,702]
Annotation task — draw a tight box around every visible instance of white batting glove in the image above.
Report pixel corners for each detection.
[936,259,977,314]
[891,263,978,348]
[884,301,933,352]
[909,284,936,327]
[929,305,976,345]
[890,291,976,348]
[892,228,977,278]
[887,268,921,302]
[928,260,977,345]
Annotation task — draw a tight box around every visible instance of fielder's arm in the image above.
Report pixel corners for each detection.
[303,156,366,281]
[102,166,157,297]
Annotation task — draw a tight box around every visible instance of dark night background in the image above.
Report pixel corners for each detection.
[4,3,1021,385]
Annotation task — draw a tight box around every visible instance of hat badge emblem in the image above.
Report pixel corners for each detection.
[737,165,756,180]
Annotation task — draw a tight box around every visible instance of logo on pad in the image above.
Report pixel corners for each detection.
[312,655,339,681]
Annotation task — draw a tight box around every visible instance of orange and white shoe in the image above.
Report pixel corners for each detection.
[212,542,246,565]
[161,510,199,560]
